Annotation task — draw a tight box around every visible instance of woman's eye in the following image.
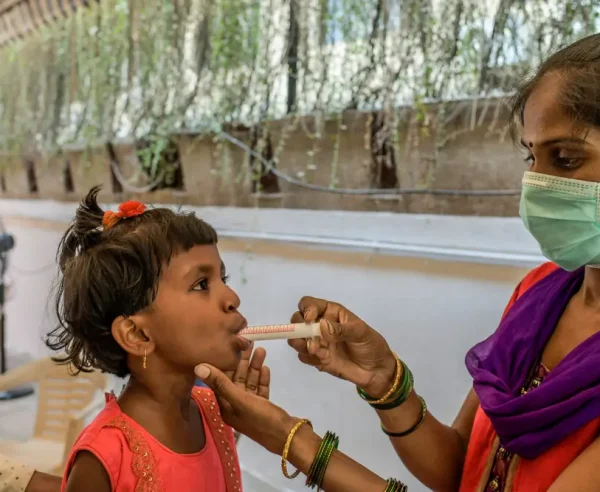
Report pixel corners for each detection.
[552,149,584,169]
[222,275,230,284]
[193,279,209,291]
[524,154,534,167]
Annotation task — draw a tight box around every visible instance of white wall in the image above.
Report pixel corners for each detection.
[2,203,536,491]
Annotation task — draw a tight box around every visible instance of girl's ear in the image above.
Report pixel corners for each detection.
[111,315,155,357]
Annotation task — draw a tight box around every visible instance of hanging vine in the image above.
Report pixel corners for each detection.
[0,0,598,190]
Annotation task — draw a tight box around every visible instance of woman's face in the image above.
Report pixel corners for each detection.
[521,71,600,182]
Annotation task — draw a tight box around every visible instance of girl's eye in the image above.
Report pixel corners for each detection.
[524,154,534,166]
[222,275,230,284]
[193,279,209,291]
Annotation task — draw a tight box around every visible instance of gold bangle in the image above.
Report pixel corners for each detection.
[367,353,402,406]
[281,418,312,479]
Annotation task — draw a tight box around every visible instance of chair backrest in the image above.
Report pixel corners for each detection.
[33,358,107,442]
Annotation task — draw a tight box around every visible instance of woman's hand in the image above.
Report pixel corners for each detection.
[195,363,295,455]
[289,296,397,398]
[226,344,270,399]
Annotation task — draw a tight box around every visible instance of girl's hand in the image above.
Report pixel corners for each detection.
[289,297,397,398]
[195,363,294,455]
[226,344,270,399]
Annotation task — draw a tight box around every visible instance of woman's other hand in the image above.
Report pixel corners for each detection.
[226,343,270,399]
[195,363,294,455]
[289,296,397,398]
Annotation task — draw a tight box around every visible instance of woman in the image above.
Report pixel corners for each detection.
[197,33,600,491]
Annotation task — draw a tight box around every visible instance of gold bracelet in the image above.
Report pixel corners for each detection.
[366,353,402,406]
[281,418,312,479]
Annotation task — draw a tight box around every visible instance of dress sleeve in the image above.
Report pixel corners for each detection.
[62,426,126,491]
[501,262,559,320]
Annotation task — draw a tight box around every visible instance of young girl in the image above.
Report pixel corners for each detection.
[48,186,268,492]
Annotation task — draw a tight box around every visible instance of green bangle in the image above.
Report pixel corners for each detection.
[371,369,414,410]
[358,359,409,403]
[381,396,427,438]
[358,361,414,410]
[384,478,408,491]
[306,431,339,490]
[315,433,338,489]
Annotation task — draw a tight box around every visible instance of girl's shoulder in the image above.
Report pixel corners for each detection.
[62,394,129,491]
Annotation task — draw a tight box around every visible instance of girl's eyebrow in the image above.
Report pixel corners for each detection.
[183,261,226,280]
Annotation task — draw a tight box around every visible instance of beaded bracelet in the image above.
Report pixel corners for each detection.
[281,419,312,479]
[306,431,339,490]
[381,396,427,438]
[384,478,408,491]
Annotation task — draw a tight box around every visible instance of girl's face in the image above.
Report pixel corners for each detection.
[140,244,248,373]
[521,71,600,182]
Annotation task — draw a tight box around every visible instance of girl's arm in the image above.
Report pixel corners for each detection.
[65,452,111,492]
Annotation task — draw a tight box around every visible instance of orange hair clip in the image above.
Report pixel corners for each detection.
[102,200,146,230]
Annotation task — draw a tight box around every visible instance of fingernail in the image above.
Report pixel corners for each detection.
[195,364,210,379]
[304,308,313,321]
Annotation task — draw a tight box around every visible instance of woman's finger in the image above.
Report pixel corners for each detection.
[307,338,324,355]
[195,364,244,413]
[298,352,322,367]
[288,337,310,355]
[298,296,329,322]
[258,366,270,400]
[232,343,254,389]
[245,347,267,393]
[290,311,305,324]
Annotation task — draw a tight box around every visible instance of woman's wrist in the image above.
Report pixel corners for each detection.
[360,351,398,399]
[276,415,304,454]
[287,423,323,476]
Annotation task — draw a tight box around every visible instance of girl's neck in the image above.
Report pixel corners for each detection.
[116,368,208,455]
[119,369,196,419]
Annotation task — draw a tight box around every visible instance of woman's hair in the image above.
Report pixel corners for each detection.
[47,186,218,377]
[510,33,600,138]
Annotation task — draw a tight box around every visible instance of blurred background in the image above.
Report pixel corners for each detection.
[0,0,598,490]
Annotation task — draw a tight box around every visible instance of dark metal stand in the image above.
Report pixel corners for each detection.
[0,247,34,401]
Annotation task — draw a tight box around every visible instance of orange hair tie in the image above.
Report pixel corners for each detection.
[102,200,146,230]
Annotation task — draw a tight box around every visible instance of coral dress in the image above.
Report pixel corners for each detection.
[62,387,242,492]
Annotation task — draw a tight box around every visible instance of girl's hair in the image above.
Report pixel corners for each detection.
[47,186,218,377]
[510,33,600,138]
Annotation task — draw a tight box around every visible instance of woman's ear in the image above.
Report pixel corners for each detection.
[111,315,155,357]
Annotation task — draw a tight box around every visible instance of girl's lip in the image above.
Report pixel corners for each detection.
[233,317,248,334]
[234,334,252,351]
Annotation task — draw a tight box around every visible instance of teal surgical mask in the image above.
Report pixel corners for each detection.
[520,171,600,271]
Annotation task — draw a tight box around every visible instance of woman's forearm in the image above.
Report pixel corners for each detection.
[375,390,478,491]
[288,425,390,492]
[26,472,62,492]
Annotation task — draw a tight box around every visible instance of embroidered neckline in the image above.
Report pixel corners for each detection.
[193,388,242,492]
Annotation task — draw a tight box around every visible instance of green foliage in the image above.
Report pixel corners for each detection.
[0,0,598,173]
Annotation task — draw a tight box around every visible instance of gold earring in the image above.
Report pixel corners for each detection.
[143,349,147,369]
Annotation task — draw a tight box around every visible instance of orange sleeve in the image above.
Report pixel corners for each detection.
[62,426,127,491]
[501,262,559,320]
